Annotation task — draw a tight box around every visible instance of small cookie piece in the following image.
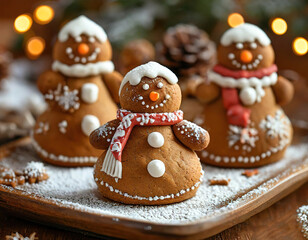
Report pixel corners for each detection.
[0,167,25,187]
[23,161,49,184]
[209,176,230,186]
[242,169,259,177]
[173,120,209,151]
[90,119,120,150]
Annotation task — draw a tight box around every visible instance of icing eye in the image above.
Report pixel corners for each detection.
[66,47,72,54]
[236,43,244,49]
[75,36,82,42]
[228,53,235,59]
[250,42,257,49]
[157,82,163,89]
[89,37,95,43]
[142,84,149,90]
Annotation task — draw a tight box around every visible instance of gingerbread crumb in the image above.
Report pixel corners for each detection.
[209,176,230,186]
[6,232,38,240]
[242,169,259,177]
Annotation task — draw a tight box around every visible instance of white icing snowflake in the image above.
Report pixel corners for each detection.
[228,125,259,152]
[45,84,80,112]
[259,110,290,140]
[55,86,80,111]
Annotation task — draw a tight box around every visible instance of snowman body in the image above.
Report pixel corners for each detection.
[32,16,122,166]
[198,86,292,167]
[33,75,118,166]
[91,62,209,205]
[94,125,202,205]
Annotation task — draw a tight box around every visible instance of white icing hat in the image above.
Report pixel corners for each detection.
[119,61,178,94]
[58,15,107,43]
[220,23,271,47]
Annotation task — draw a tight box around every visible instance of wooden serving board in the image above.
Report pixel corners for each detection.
[0,137,308,240]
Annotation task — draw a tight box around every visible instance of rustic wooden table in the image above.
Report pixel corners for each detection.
[0,181,306,240]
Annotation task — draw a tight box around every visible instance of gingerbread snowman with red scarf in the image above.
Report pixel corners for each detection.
[196,23,294,167]
[90,61,209,205]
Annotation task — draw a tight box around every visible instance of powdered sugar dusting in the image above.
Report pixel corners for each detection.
[1,144,307,224]
[297,205,308,239]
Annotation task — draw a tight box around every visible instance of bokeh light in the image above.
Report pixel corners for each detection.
[228,13,244,28]
[14,14,32,33]
[34,5,54,24]
[293,37,308,56]
[271,18,287,35]
[26,37,45,58]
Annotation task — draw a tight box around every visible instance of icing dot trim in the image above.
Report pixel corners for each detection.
[201,139,289,164]
[31,133,97,163]
[96,170,204,202]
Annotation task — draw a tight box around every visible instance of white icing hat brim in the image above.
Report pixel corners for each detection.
[119,61,178,95]
[58,15,107,43]
[220,23,271,46]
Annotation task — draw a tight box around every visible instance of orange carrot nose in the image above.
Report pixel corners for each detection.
[240,50,253,63]
[149,91,160,101]
[77,43,90,55]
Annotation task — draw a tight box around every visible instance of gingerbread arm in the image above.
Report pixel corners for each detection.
[102,71,123,104]
[195,82,221,104]
[271,75,294,106]
[89,119,120,150]
[37,70,66,94]
[172,120,210,151]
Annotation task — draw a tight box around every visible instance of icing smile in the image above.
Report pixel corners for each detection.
[66,46,101,63]
[140,93,171,109]
[228,53,263,70]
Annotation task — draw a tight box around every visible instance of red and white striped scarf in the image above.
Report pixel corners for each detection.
[102,109,183,179]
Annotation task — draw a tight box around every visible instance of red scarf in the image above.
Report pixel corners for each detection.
[212,64,277,128]
[110,109,184,162]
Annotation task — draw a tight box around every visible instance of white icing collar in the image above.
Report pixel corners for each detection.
[52,60,114,77]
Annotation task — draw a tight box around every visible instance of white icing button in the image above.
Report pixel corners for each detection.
[147,160,165,178]
[81,83,99,103]
[147,132,164,148]
[81,115,100,136]
[240,87,257,106]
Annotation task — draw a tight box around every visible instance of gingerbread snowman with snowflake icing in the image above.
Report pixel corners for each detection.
[90,61,209,205]
[195,23,294,167]
[32,16,122,167]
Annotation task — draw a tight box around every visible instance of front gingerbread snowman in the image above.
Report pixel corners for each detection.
[32,16,122,167]
[195,23,294,167]
[90,61,209,205]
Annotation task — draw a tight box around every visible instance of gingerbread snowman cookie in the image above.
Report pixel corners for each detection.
[32,16,122,167]
[195,23,294,167]
[90,62,209,205]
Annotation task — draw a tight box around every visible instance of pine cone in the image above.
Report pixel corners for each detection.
[156,24,216,78]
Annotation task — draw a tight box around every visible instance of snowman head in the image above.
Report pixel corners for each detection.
[52,16,114,77]
[119,62,181,113]
[217,23,275,71]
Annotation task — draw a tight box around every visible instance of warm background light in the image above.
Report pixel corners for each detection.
[271,18,287,35]
[293,37,308,56]
[34,5,54,24]
[26,37,45,58]
[228,13,244,28]
[14,14,32,33]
